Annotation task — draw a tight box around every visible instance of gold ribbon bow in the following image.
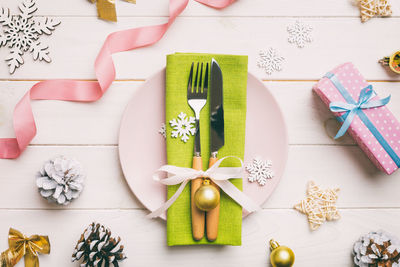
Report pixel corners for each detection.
[0,228,50,267]
[89,0,136,22]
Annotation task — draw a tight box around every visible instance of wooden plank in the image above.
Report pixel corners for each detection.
[0,17,397,80]
[0,209,398,266]
[0,145,400,209]
[267,144,400,209]
[0,81,137,144]
[0,146,139,209]
[0,2,397,267]
[2,0,399,17]
[1,81,399,145]
[268,81,400,145]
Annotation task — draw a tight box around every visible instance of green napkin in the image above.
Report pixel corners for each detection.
[166,53,248,246]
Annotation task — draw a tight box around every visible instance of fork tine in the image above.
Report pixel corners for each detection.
[194,62,200,92]
[203,62,208,96]
[198,62,204,92]
[188,62,194,95]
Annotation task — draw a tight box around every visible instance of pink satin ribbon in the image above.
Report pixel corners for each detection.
[0,0,235,159]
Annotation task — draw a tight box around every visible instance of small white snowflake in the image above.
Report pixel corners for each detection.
[0,0,61,74]
[257,48,285,75]
[246,158,274,186]
[169,112,196,143]
[158,123,166,139]
[287,20,313,48]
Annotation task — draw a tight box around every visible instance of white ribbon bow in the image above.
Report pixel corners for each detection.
[146,156,261,218]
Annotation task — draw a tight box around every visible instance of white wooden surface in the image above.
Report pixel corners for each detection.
[0,0,400,266]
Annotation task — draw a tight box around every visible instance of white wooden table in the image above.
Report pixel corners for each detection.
[0,0,400,266]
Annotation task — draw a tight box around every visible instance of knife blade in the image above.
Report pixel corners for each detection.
[210,58,224,156]
[206,58,224,242]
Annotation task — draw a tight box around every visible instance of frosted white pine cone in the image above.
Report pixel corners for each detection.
[353,230,400,267]
[36,155,85,205]
[71,222,126,266]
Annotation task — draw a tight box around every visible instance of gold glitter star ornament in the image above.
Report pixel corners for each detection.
[294,181,340,230]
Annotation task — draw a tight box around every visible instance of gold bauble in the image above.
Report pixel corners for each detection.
[379,50,400,74]
[194,179,220,211]
[269,239,295,267]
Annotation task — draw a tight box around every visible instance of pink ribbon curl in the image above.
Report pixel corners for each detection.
[0,0,235,159]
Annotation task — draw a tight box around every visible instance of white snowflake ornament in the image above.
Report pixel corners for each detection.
[169,112,196,143]
[158,123,166,139]
[0,0,61,74]
[246,158,274,186]
[287,20,313,48]
[257,48,285,75]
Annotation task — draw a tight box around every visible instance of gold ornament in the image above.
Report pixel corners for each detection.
[357,0,392,22]
[379,50,400,74]
[89,0,136,22]
[0,228,50,267]
[269,239,295,267]
[294,181,340,230]
[194,179,220,211]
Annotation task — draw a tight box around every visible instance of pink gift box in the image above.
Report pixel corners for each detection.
[313,62,400,175]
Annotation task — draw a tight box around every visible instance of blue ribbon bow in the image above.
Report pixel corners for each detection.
[329,85,391,139]
[324,71,400,169]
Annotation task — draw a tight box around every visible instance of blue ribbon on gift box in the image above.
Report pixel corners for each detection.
[324,72,400,167]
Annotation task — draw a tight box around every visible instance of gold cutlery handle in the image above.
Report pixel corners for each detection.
[191,156,205,240]
[206,157,220,241]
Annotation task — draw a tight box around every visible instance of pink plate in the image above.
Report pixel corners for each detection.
[119,69,288,220]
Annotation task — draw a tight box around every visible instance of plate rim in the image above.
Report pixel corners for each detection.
[118,68,289,220]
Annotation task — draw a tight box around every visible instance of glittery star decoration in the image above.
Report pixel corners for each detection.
[294,181,340,230]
